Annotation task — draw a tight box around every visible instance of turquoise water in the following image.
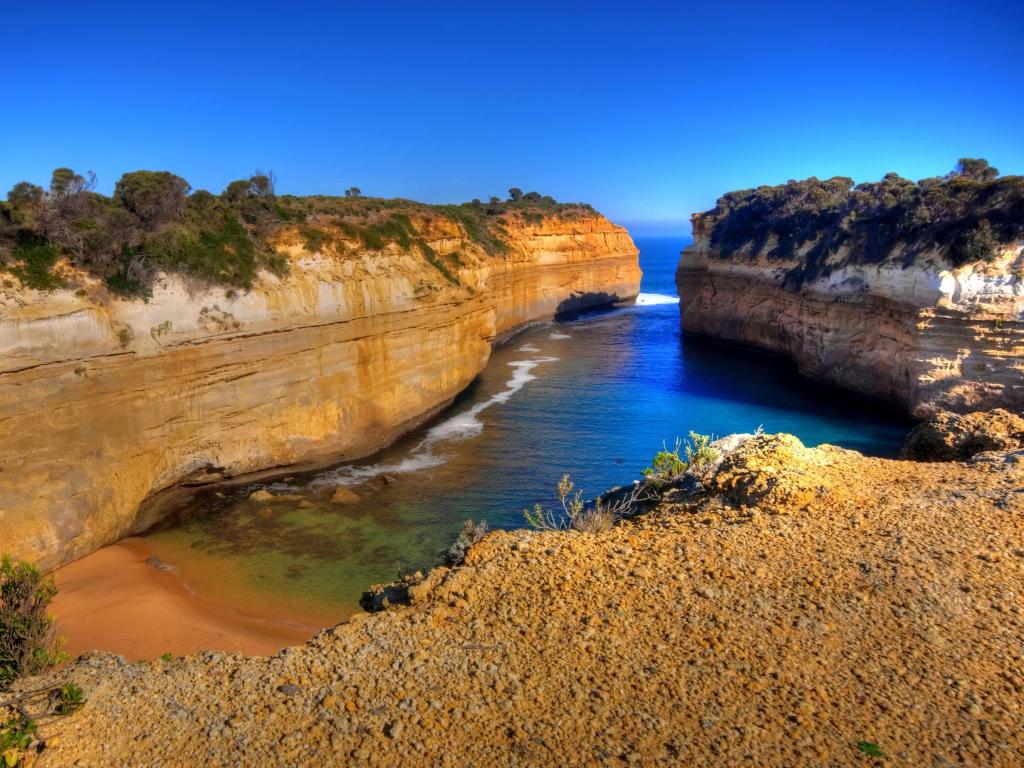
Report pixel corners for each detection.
[143,236,912,622]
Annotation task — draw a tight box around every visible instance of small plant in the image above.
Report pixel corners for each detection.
[55,683,85,715]
[683,431,720,481]
[856,740,885,757]
[158,652,173,662]
[524,475,634,534]
[642,432,720,487]
[0,712,37,767]
[642,438,687,486]
[443,519,489,565]
[0,556,66,691]
[0,681,86,766]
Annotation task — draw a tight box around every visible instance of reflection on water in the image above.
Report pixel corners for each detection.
[140,236,913,626]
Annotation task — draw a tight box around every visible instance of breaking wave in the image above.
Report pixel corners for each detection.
[313,357,559,488]
[634,292,679,306]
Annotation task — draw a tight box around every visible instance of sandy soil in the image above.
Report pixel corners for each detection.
[51,539,319,661]
[17,434,1024,766]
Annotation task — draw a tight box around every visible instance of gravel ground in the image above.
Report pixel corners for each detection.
[14,434,1024,767]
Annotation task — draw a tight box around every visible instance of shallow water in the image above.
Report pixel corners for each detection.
[139,236,913,625]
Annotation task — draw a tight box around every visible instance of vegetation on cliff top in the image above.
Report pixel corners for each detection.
[0,171,599,297]
[0,556,64,691]
[700,158,1024,286]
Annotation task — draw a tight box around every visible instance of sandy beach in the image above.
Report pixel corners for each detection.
[51,538,323,661]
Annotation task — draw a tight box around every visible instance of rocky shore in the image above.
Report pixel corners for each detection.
[19,424,1024,766]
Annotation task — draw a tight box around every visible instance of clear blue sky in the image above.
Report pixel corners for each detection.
[3,1,1022,235]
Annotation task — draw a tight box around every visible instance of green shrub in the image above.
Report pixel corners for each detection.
[642,432,719,486]
[152,212,259,288]
[0,711,37,766]
[951,219,998,264]
[0,556,65,691]
[300,225,334,254]
[642,438,687,485]
[684,431,720,480]
[418,241,460,286]
[114,170,189,226]
[55,682,86,715]
[4,240,65,291]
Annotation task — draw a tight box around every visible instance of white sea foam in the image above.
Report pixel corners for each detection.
[548,332,571,339]
[634,292,679,306]
[314,356,559,488]
[517,344,540,353]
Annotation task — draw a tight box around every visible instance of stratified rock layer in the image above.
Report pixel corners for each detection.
[21,433,1024,766]
[0,213,639,569]
[677,216,1024,417]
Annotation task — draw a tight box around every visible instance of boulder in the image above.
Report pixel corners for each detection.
[901,409,1024,461]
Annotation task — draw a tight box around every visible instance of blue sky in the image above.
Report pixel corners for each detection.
[3,1,1022,235]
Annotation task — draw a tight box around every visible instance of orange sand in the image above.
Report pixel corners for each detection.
[51,539,321,661]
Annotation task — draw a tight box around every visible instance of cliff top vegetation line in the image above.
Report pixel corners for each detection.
[698,158,1024,287]
[0,170,599,298]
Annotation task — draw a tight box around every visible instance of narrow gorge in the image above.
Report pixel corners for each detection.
[0,208,640,570]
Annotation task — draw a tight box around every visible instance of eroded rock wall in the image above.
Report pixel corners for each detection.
[677,216,1024,417]
[0,214,639,569]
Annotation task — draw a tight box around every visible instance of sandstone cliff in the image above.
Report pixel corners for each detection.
[678,176,1024,417]
[0,211,639,569]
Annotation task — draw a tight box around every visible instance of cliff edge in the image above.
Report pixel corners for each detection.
[17,430,1024,766]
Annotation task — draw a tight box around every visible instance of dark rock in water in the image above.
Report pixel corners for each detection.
[145,556,171,571]
[361,581,414,612]
[902,409,1024,461]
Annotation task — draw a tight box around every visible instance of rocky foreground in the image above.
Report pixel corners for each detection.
[17,431,1024,767]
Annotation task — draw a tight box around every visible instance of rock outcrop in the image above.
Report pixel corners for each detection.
[18,431,1024,766]
[0,211,639,569]
[677,177,1024,418]
[901,408,1024,461]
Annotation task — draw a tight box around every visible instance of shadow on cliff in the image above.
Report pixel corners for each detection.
[554,291,629,321]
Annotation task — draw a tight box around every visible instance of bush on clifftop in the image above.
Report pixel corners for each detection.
[1,168,599,297]
[0,556,65,691]
[701,158,1024,285]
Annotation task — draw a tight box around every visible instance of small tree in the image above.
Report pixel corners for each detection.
[952,158,999,182]
[0,556,65,691]
[6,182,44,211]
[114,170,190,226]
[508,187,523,201]
[48,168,94,197]
[345,187,362,198]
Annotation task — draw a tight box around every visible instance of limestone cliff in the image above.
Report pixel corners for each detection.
[678,192,1024,417]
[0,211,639,569]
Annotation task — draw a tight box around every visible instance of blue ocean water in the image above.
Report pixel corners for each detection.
[143,235,913,621]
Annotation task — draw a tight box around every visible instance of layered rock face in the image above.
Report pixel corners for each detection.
[0,213,639,569]
[678,215,1024,417]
